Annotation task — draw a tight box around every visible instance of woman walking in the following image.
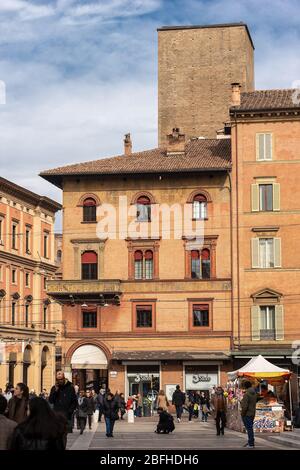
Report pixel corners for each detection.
[103,392,119,437]
[10,397,66,450]
[77,390,89,435]
[157,390,169,411]
[7,383,29,424]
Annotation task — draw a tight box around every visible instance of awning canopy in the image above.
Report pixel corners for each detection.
[228,354,291,383]
[71,345,108,370]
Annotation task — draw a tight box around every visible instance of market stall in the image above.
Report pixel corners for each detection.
[226,355,291,433]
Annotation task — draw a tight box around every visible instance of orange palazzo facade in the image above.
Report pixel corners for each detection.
[39,23,300,406]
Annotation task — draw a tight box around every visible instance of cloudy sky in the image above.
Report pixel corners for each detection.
[0,0,300,210]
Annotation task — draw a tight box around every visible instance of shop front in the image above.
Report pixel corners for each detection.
[184,364,219,395]
[126,364,160,416]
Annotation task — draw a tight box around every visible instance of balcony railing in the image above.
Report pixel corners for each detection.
[47,279,121,296]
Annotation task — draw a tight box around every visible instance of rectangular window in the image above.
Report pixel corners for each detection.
[43,306,47,329]
[191,255,200,279]
[259,238,274,268]
[256,133,272,161]
[12,223,17,249]
[43,277,47,290]
[25,228,31,253]
[193,304,209,327]
[82,263,98,280]
[260,306,275,340]
[0,218,3,244]
[12,269,16,284]
[259,184,273,211]
[134,259,143,279]
[136,305,152,328]
[82,311,97,328]
[25,272,30,287]
[25,304,29,327]
[12,302,16,325]
[145,258,153,279]
[43,233,49,258]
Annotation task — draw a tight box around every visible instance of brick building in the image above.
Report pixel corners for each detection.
[40,23,300,406]
[0,177,61,392]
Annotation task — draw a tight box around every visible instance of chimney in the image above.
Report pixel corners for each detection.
[166,127,185,154]
[231,83,241,106]
[124,133,132,155]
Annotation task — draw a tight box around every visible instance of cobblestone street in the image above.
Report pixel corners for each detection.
[67,416,294,450]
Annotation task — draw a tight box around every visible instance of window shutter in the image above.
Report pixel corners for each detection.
[274,238,281,267]
[265,133,272,160]
[275,305,284,340]
[251,306,260,341]
[251,238,260,268]
[256,134,263,160]
[273,183,280,211]
[251,184,259,211]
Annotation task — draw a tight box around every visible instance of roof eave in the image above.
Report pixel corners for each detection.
[40,166,232,188]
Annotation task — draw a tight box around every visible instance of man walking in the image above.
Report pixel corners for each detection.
[240,380,257,448]
[49,370,77,433]
[211,386,227,435]
[172,385,185,423]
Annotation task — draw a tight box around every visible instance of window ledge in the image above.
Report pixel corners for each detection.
[81,221,97,224]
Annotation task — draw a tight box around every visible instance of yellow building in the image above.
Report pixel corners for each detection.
[0,177,61,392]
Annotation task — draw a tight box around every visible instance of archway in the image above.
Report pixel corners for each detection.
[41,346,52,393]
[70,344,108,393]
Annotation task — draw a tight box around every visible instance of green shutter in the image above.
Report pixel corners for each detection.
[274,238,281,267]
[251,184,259,211]
[273,183,280,211]
[275,305,284,340]
[251,238,260,268]
[251,305,260,341]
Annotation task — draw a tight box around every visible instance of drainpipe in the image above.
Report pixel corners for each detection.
[233,113,241,348]
[227,170,234,352]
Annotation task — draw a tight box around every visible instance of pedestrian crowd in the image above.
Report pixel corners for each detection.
[1,374,298,450]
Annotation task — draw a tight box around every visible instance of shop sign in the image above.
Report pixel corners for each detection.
[185,371,218,390]
[127,373,159,383]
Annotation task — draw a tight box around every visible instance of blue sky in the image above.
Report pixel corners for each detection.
[0,0,300,206]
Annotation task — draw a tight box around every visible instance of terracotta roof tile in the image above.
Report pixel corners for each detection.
[40,138,231,187]
[231,88,300,111]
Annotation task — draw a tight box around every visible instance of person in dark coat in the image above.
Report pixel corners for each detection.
[7,383,29,424]
[119,393,126,420]
[103,392,119,437]
[49,371,77,433]
[96,387,106,423]
[86,390,96,429]
[240,380,257,448]
[172,385,186,423]
[155,407,175,434]
[77,391,89,435]
[10,397,66,450]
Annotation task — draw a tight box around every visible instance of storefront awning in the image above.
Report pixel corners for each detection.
[112,350,231,361]
[71,345,108,369]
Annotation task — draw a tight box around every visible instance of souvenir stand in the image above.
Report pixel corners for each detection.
[226,355,291,433]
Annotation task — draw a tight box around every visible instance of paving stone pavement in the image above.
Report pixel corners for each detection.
[67,416,294,450]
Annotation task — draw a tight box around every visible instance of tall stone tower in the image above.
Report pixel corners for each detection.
[158,23,254,145]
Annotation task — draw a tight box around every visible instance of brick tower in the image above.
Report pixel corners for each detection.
[158,23,254,145]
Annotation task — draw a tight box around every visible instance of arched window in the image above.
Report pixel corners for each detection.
[134,250,154,280]
[190,249,211,279]
[145,250,153,279]
[83,198,97,222]
[136,196,151,222]
[81,251,98,280]
[134,250,143,280]
[191,250,200,279]
[201,249,210,279]
[193,194,207,220]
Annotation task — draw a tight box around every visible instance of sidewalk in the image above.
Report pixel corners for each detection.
[67,416,293,450]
